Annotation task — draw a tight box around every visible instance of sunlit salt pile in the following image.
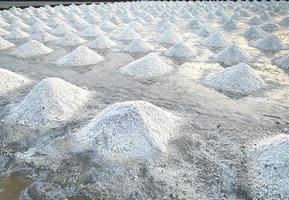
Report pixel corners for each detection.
[31,30,57,43]
[115,27,141,42]
[10,40,53,59]
[203,63,265,97]
[155,29,181,45]
[54,32,86,47]
[5,28,30,40]
[120,53,173,79]
[252,34,285,51]
[200,32,231,48]
[243,27,268,41]
[7,77,90,128]
[88,35,116,50]
[56,45,104,67]
[163,41,196,60]
[80,25,104,38]
[124,38,154,54]
[0,36,15,50]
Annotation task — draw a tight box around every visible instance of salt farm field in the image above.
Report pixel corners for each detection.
[0,1,289,199]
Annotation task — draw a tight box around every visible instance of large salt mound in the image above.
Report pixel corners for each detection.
[247,135,289,199]
[10,40,53,59]
[7,77,90,127]
[31,30,57,43]
[0,68,32,96]
[203,63,265,97]
[115,28,141,42]
[124,38,154,54]
[6,28,30,40]
[80,25,104,38]
[75,101,179,158]
[0,36,15,50]
[54,32,86,47]
[56,45,104,67]
[88,35,116,50]
[214,45,251,66]
[120,53,173,79]
[200,32,231,48]
[243,27,268,41]
[253,34,285,52]
[155,29,181,45]
[163,41,196,60]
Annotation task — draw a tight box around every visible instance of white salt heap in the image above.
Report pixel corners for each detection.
[54,32,86,47]
[31,30,57,43]
[163,41,196,60]
[247,135,289,199]
[29,22,51,33]
[201,32,231,48]
[7,77,90,127]
[100,20,116,31]
[248,16,263,25]
[0,28,9,36]
[51,24,77,36]
[253,34,285,51]
[243,27,267,41]
[0,37,15,50]
[214,45,251,66]
[115,27,141,42]
[80,25,104,38]
[261,22,280,33]
[6,28,30,40]
[88,35,116,50]
[124,38,154,54]
[75,101,179,158]
[56,45,104,67]
[274,56,289,70]
[279,16,289,27]
[10,40,53,59]
[203,63,265,97]
[120,53,173,79]
[0,68,32,96]
[155,29,181,45]
[221,18,237,29]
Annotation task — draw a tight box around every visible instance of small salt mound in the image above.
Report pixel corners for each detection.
[7,77,90,127]
[261,22,280,33]
[0,68,32,96]
[88,35,116,50]
[0,28,9,36]
[243,27,268,41]
[71,18,90,29]
[115,28,141,42]
[214,45,251,66]
[46,17,64,27]
[11,20,29,29]
[187,19,203,29]
[10,40,53,59]
[6,28,30,40]
[75,101,179,158]
[221,18,237,29]
[51,24,77,36]
[155,29,181,45]
[196,25,215,37]
[29,22,51,33]
[124,38,154,54]
[274,56,289,70]
[120,53,173,79]
[201,32,231,48]
[127,21,144,31]
[248,16,263,25]
[56,45,104,67]
[163,41,196,60]
[54,32,86,47]
[279,16,289,27]
[100,20,116,31]
[247,135,289,199]
[0,19,9,28]
[253,34,285,52]
[0,36,15,50]
[31,30,57,43]
[80,25,104,38]
[203,63,265,97]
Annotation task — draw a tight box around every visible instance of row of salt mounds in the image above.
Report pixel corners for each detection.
[203,63,265,97]
[246,135,289,199]
[10,40,53,59]
[0,36,15,50]
[163,41,196,60]
[74,101,180,159]
[88,35,116,50]
[0,68,32,96]
[252,34,286,52]
[214,45,251,66]
[56,45,104,67]
[120,53,173,79]
[6,77,90,128]
[200,32,231,48]
[124,38,154,54]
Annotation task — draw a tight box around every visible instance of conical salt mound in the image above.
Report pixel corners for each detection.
[80,25,104,38]
[203,63,265,97]
[0,68,32,96]
[31,30,57,43]
[247,135,289,199]
[51,24,77,36]
[248,16,263,25]
[7,78,90,127]
[124,38,154,54]
[120,53,173,79]
[6,28,30,40]
[29,21,51,33]
[115,28,141,42]
[253,34,285,51]
[214,45,251,66]
[279,16,289,27]
[0,36,15,50]
[74,101,179,158]
[100,20,116,31]
[163,41,196,60]
[274,56,289,70]
[196,25,215,37]
[201,32,231,48]
[187,19,203,29]
[88,35,116,50]
[261,22,280,33]
[10,40,53,59]
[0,28,9,36]
[221,18,237,29]
[54,32,86,47]
[155,29,181,45]
[56,45,104,67]
[243,27,268,41]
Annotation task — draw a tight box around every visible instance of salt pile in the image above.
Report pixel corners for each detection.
[7,77,90,127]
[31,30,57,43]
[54,32,86,47]
[0,68,32,96]
[0,37,15,50]
[115,28,141,42]
[51,24,77,36]
[56,45,104,67]
[279,16,289,27]
[253,34,285,52]
[261,22,280,33]
[200,32,231,48]
[75,101,179,158]
[88,35,116,50]
[100,20,116,31]
[221,18,237,29]
[124,38,154,54]
[196,25,215,37]
[203,63,265,97]
[187,19,203,29]
[0,28,9,36]
[120,53,173,79]
[6,28,30,40]
[273,56,289,70]
[80,25,104,38]
[163,41,196,60]
[155,29,181,45]
[29,22,51,33]
[10,40,53,59]
[243,27,268,41]
[247,135,289,199]
[214,45,251,66]
[248,16,263,25]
